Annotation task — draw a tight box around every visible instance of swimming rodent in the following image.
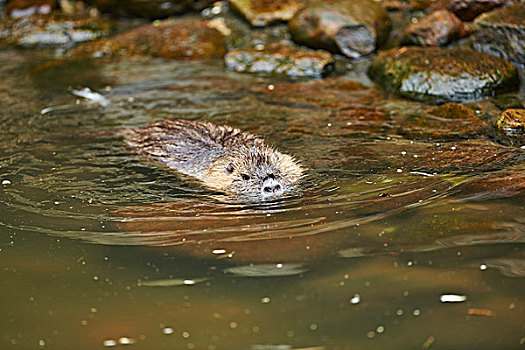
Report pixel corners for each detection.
[120,119,304,200]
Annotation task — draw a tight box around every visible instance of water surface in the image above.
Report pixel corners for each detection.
[0,49,524,349]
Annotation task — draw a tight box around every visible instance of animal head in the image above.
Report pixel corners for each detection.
[205,142,304,200]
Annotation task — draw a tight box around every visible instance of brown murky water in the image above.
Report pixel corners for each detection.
[0,49,524,349]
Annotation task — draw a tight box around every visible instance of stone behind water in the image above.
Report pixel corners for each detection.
[368,47,520,103]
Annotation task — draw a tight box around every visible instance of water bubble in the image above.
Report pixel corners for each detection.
[413,309,421,316]
[396,308,404,316]
[440,294,467,303]
[103,339,117,347]
[309,323,318,331]
[162,327,174,335]
[350,294,361,304]
[376,325,385,334]
[261,297,271,304]
[118,337,135,345]
[480,264,487,271]
[2,179,11,185]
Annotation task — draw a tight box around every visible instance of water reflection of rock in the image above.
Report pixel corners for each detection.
[103,175,453,263]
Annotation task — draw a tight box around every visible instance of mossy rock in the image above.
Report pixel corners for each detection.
[496,109,525,136]
[472,2,525,66]
[399,103,487,140]
[368,47,520,103]
[224,43,334,77]
[70,18,226,60]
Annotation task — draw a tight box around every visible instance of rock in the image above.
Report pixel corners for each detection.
[431,0,517,21]
[0,13,112,47]
[70,18,226,60]
[288,0,391,59]
[258,78,382,110]
[368,47,520,103]
[455,169,525,199]
[82,0,213,19]
[228,0,300,27]
[7,0,56,18]
[288,107,391,137]
[224,43,334,77]
[404,10,468,46]
[399,103,487,140]
[381,0,435,11]
[472,2,525,66]
[496,109,525,136]
[402,141,525,173]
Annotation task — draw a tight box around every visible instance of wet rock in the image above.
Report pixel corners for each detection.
[7,0,56,18]
[0,13,112,47]
[399,103,487,140]
[381,0,435,11]
[455,169,525,200]
[224,43,334,77]
[83,0,213,19]
[399,141,525,174]
[288,107,390,137]
[258,78,383,110]
[228,0,300,27]
[368,47,520,103]
[431,0,517,21]
[288,0,391,59]
[492,96,524,110]
[472,2,525,66]
[496,109,525,136]
[404,10,468,46]
[70,18,226,60]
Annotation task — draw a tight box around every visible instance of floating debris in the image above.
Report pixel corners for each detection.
[137,278,208,287]
[69,87,110,107]
[440,294,467,303]
[468,308,493,317]
[225,263,308,277]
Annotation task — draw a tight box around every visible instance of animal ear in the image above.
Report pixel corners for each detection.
[226,162,235,174]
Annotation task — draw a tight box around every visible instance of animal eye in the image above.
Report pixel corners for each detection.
[241,174,250,180]
[226,163,235,174]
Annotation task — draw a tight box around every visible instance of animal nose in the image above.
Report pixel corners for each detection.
[261,177,284,197]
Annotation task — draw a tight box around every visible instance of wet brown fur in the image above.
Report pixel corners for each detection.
[120,119,304,199]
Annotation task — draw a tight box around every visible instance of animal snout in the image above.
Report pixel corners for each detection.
[261,176,284,197]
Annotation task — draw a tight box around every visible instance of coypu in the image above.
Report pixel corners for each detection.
[120,119,304,200]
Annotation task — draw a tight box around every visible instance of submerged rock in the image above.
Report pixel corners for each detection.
[402,141,525,173]
[404,10,468,46]
[288,0,391,59]
[472,2,525,66]
[224,43,334,77]
[368,47,520,103]
[258,78,382,110]
[288,107,391,137]
[71,18,226,60]
[399,103,487,140]
[455,169,525,200]
[0,13,112,47]
[496,109,525,136]
[83,0,213,19]
[431,0,517,21]
[228,0,300,27]
[7,0,56,18]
